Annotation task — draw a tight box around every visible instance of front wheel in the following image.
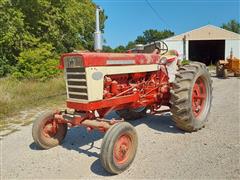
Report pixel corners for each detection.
[100,122,138,174]
[170,62,213,132]
[32,111,68,149]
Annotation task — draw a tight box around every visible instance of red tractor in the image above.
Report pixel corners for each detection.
[32,42,212,174]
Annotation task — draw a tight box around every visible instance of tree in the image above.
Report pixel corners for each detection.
[0,0,107,78]
[135,29,174,44]
[114,45,126,53]
[0,0,25,76]
[105,29,174,53]
[12,0,107,52]
[125,41,137,50]
[221,19,240,34]
[102,45,114,52]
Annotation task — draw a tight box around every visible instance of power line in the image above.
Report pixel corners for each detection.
[145,0,171,29]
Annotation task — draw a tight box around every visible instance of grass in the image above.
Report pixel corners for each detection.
[0,76,66,123]
[207,64,216,71]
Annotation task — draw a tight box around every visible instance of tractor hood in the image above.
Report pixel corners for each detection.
[59,52,177,69]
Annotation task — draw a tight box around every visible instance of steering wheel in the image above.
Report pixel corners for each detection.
[154,41,168,55]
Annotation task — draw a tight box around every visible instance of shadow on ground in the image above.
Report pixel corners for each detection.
[62,127,102,157]
[90,159,112,176]
[130,113,184,134]
[29,111,183,176]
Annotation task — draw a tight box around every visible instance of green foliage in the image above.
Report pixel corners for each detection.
[0,56,13,76]
[0,0,106,79]
[12,43,60,81]
[221,19,240,34]
[135,29,174,44]
[102,45,114,52]
[11,0,106,52]
[0,0,25,70]
[125,41,136,50]
[114,45,127,53]
[181,59,190,65]
[104,29,175,53]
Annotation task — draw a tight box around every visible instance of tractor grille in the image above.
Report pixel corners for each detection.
[66,67,88,100]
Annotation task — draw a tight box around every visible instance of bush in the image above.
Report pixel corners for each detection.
[0,56,13,76]
[12,43,61,81]
[181,59,190,65]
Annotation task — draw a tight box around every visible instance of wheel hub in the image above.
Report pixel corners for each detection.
[192,77,207,118]
[114,134,132,164]
[43,120,57,138]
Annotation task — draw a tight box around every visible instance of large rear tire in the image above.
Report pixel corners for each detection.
[32,111,68,149]
[100,122,138,174]
[170,62,212,132]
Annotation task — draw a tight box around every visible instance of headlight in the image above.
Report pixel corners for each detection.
[64,56,83,68]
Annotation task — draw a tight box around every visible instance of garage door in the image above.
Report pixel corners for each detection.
[189,40,225,65]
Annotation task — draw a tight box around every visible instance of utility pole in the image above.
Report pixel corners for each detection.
[94,6,103,52]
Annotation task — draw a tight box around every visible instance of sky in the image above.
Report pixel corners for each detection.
[93,0,240,48]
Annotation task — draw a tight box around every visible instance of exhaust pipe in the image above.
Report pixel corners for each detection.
[94,6,103,52]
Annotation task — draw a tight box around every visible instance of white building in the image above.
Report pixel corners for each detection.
[163,25,240,65]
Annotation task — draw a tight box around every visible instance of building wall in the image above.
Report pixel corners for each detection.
[164,40,183,57]
[225,40,240,59]
[164,40,190,60]
[165,39,240,60]
[167,25,240,41]
[163,25,240,61]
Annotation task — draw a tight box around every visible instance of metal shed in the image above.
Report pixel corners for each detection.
[163,25,240,65]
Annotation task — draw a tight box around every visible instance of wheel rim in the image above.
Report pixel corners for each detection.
[113,134,132,164]
[42,119,58,138]
[192,77,207,118]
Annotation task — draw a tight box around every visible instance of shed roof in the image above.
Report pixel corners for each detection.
[165,25,240,41]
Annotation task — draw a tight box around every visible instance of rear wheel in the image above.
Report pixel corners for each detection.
[170,62,212,132]
[32,111,68,149]
[116,108,147,121]
[100,122,138,174]
[234,71,240,77]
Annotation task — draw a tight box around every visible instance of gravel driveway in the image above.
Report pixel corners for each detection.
[1,76,240,179]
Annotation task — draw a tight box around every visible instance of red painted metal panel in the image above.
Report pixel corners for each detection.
[60,52,162,68]
[67,93,140,111]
